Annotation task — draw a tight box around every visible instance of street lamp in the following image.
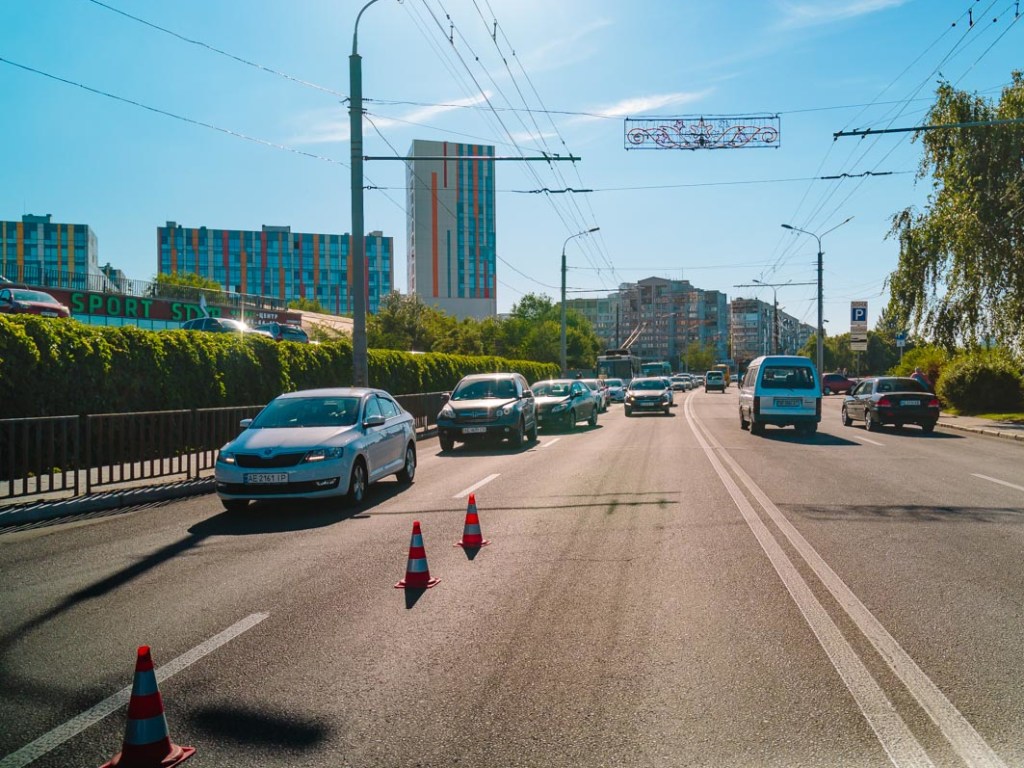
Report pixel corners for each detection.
[560,227,600,376]
[780,216,853,374]
[349,0,383,387]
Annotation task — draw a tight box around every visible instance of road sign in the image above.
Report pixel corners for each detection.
[851,329,868,352]
[850,301,868,328]
[896,332,906,348]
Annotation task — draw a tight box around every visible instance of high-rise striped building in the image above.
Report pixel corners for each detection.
[1,214,105,287]
[157,222,393,314]
[406,139,496,319]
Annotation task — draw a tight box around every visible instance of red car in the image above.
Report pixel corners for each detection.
[821,372,856,395]
[0,288,70,318]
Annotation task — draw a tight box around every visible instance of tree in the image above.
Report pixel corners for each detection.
[885,72,1024,358]
[684,341,715,373]
[367,291,441,351]
[288,297,328,314]
[150,271,223,303]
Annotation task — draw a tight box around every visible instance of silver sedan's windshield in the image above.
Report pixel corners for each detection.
[251,396,360,428]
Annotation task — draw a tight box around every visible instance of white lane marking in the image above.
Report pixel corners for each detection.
[453,474,499,499]
[0,613,269,768]
[683,398,934,768]
[688,398,1007,768]
[972,474,1024,493]
[851,435,886,446]
[539,437,561,449]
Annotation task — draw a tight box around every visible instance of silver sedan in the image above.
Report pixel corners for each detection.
[215,388,417,511]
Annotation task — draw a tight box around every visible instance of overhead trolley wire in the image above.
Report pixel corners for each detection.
[83,0,346,98]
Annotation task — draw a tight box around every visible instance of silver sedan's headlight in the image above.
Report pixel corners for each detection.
[217,450,236,464]
[303,447,345,463]
[499,402,516,416]
[661,393,670,402]
[551,401,569,413]
[439,404,455,419]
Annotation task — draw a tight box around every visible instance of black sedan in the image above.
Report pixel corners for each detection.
[841,377,940,433]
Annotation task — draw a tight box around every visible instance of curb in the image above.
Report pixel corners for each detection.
[0,478,215,527]
[937,421,1024,442]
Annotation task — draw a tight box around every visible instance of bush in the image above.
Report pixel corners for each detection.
[890,344,949,389]
[936,351,1024,413]
[0,316,560,418]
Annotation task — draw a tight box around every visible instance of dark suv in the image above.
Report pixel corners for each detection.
[437,372,537,451]
[254,322,310,343]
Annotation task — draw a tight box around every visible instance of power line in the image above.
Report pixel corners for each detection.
[84,0,346,98]
[0,56,348,167]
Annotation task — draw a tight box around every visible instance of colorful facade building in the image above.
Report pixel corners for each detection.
[1,214,107,289]
[157,222,393,315]
[406,139,496,320]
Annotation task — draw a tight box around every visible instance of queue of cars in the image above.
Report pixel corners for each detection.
[213,360,945,512]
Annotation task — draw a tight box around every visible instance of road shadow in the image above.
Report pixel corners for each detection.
[435,441,536,458]
[792,503,1024,523]
[187,704,331,750]
[749,430,859,446]
[189,482,415,536]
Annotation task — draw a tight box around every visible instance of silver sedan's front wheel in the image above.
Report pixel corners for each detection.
[347,460,367,505]
[397,444,416,484]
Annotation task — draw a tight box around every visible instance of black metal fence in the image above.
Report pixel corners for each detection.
[0,394,445,503]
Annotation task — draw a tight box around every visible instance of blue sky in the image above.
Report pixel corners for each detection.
[1,0,1020,332]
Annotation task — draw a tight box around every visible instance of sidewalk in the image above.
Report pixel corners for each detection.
[936,412,1024,442]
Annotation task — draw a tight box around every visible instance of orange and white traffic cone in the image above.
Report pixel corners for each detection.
[394,520,440,589]
[100,645,195,768]
[456,493,490,548]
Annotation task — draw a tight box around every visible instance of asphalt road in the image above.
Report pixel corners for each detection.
[1,389,1022,767]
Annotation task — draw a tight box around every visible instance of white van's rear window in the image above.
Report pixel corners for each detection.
[761,366,817,389]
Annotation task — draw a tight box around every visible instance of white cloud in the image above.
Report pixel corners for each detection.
[775,0,910,29]
[575,90,715,123]
[522,18,613,72]
[290,92,493,146]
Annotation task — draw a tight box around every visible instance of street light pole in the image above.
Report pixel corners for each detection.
[780,217,853,374]
[560,227,599,376]
[349,0,382,387]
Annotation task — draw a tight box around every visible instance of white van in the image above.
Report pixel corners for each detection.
[738,355,821,435]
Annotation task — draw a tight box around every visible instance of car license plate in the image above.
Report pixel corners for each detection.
[638,402,655,408]
[775,398,801,407]
[245,473,288,484]
[462,426,487,434]
[901,399,921,406]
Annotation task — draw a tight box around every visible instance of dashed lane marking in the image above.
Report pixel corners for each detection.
[453,474,500,499]
[971,474,1024,493]
[0,613,269,768]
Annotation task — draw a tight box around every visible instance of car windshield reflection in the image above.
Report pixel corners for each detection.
[451,381,517,400]
[251,396,360,428]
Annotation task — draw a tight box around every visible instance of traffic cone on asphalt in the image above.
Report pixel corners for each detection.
[456,493,490,548]
[395,520,440,589]
[100,645,195,768]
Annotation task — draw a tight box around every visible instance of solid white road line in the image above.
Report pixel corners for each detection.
[971,474,1024,493]
[453,474,500,499]
[0,613,269,768]
[688,399,1007,768]
[851,435,886,446]
[539,438,561,449]
[684,398,934,768]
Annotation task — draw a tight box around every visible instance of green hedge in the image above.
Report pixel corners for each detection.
[935,351,1024,414]
[0,316,559,419]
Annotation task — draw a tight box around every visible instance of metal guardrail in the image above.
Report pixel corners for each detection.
[0,395,445,503]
